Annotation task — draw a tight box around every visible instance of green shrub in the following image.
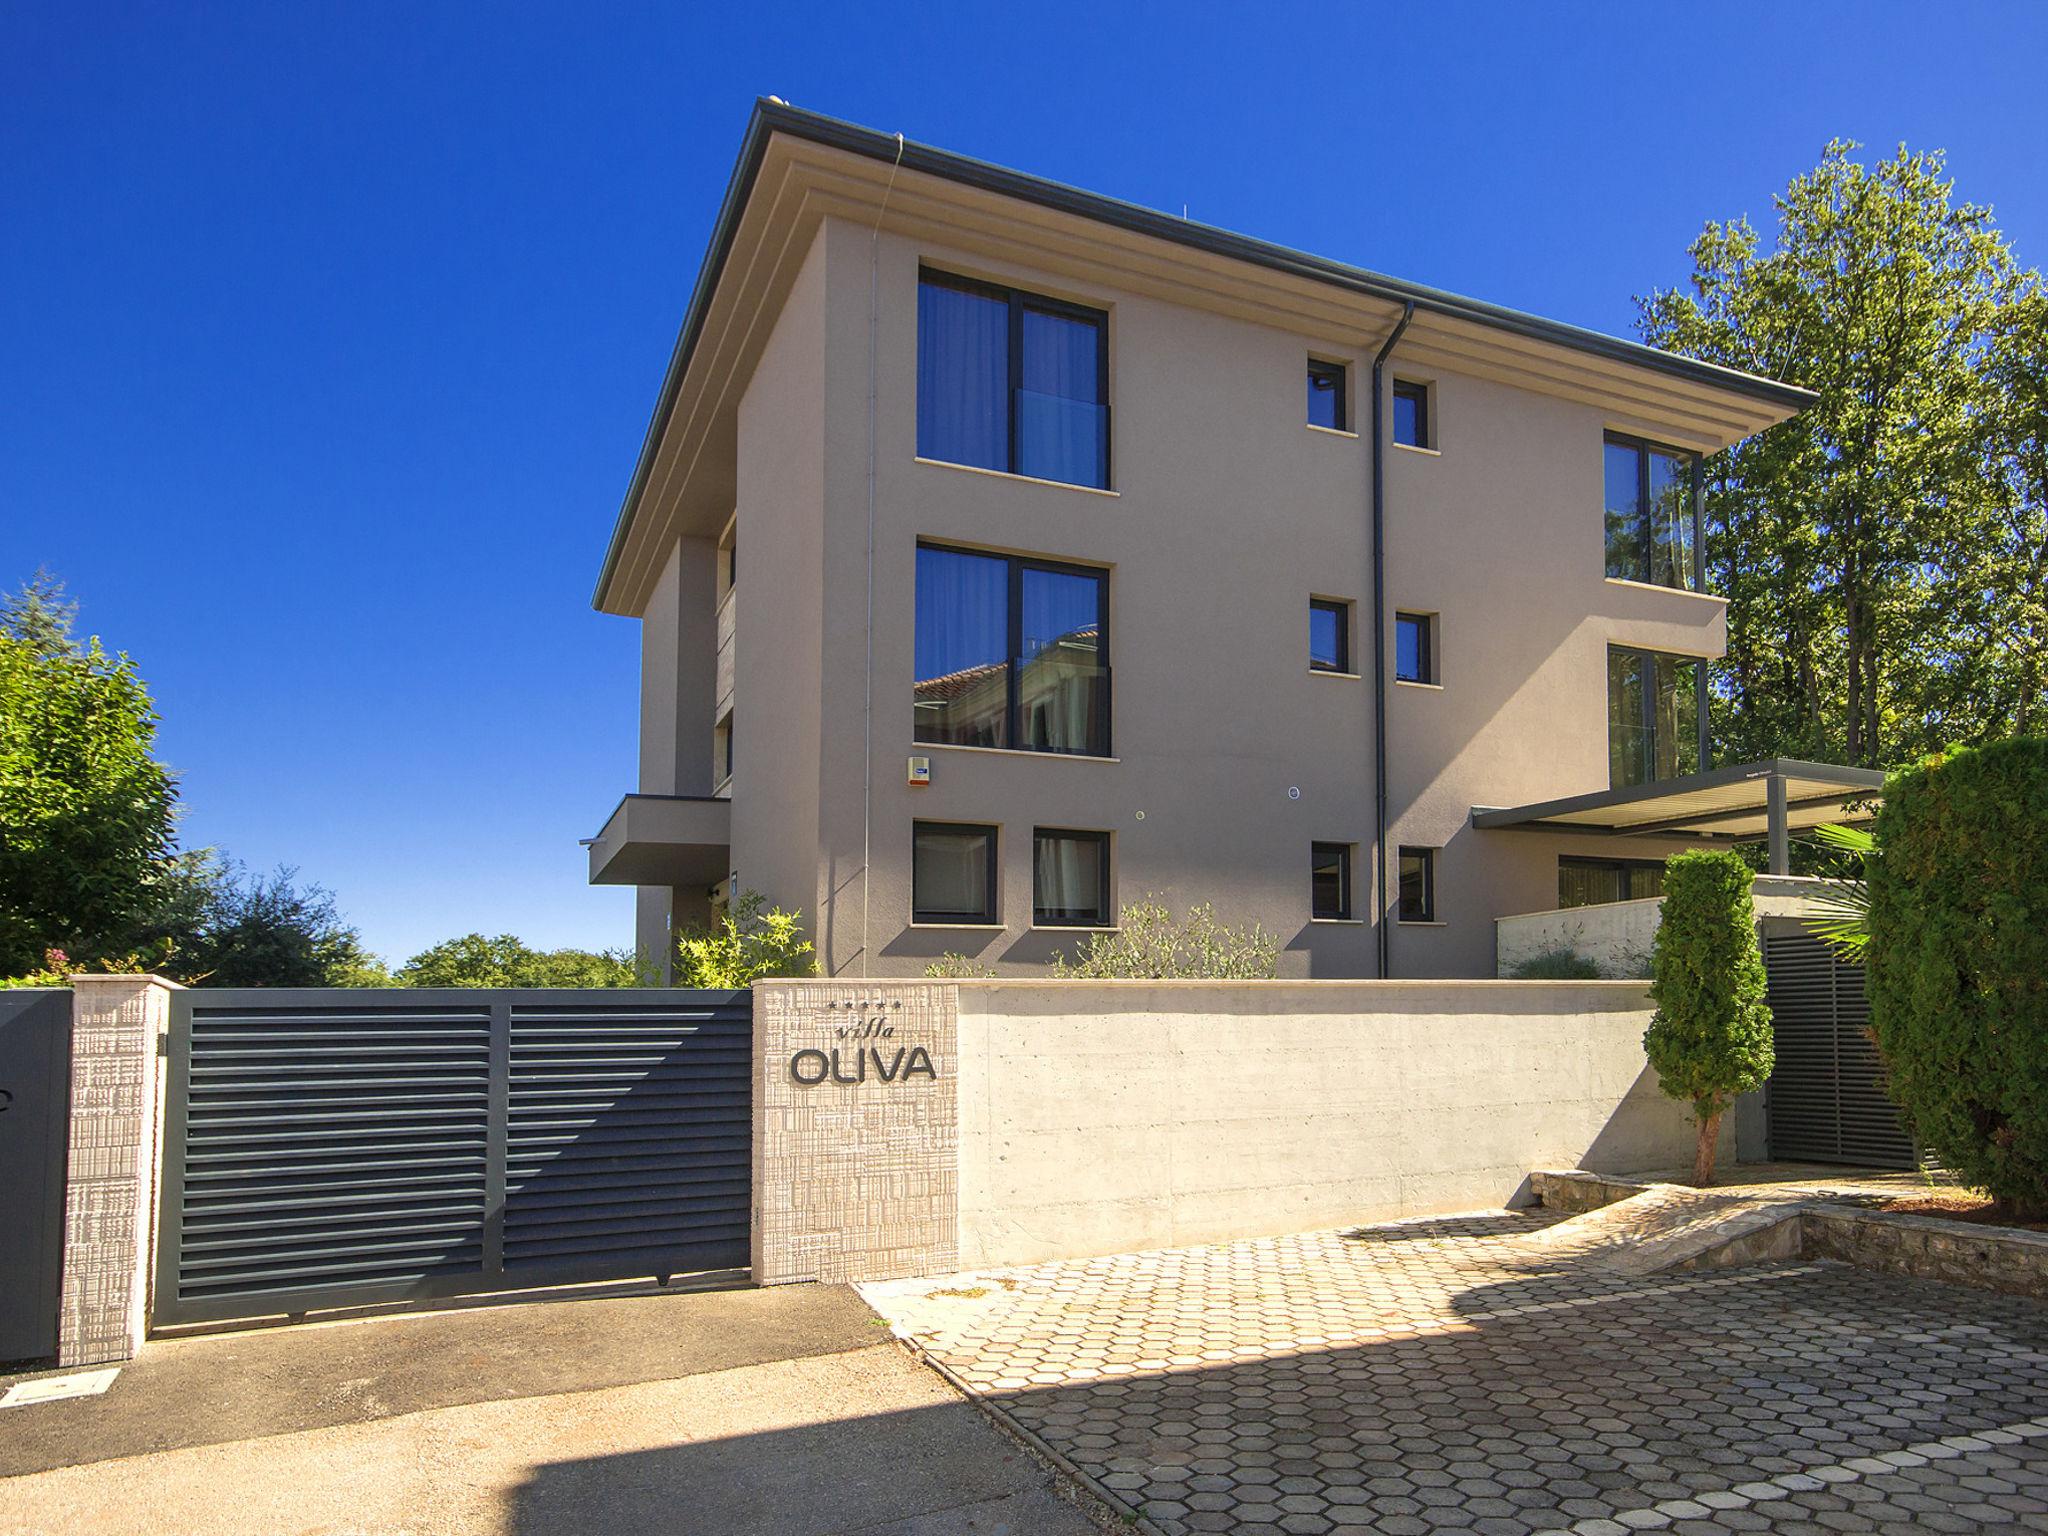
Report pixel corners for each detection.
[1643,850,1774,1185]
[396,933,631,988]
[1051,897,1277,980]
[673,892,818,988]
[1865,740,2048,1215]
[924,952,996,978]
[1509,947,1603,980]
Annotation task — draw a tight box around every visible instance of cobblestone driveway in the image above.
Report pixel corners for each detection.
[862,1211,2048,1534]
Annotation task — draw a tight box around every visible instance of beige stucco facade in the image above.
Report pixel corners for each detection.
[590,106,1808,980]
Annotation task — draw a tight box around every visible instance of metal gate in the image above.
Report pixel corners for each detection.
[1761,929,1916,1169]
[155,988,751,1327]
[0,989,72,1364]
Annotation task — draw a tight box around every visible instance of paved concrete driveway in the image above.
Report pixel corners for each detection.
[0,1283,1096,1535]
[863,1211,2048,1534]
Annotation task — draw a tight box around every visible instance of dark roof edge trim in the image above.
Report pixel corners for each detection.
[594,98,1819,609]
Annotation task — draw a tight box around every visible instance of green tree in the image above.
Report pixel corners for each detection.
[1638,142,2042,767]
[1643,852,1775,1185]
[169,862,390,987]
[0,575,177,973]
[1864,741,2048,1215]
[396,932,636,988]
[672,893,817,988]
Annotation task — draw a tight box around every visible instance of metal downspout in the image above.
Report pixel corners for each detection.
[1370,303,1415,980]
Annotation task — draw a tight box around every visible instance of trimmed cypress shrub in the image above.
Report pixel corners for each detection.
[1644,850,1774,1185]
[1865,740,2048,1216]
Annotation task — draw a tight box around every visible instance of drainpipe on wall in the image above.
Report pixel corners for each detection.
[1369,303,1415,981]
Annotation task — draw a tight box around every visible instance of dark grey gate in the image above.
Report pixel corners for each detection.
[1762,928,1916,1169]
[0,989,73,1364]
[156,988,750,1327]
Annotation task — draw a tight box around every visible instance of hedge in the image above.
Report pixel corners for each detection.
[1865,739,2048,1214]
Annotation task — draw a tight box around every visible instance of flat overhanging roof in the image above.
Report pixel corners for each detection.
[1472,759,1885,843]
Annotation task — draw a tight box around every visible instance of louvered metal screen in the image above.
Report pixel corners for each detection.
[156,988,750,1327]
[1762,932,1917,1169]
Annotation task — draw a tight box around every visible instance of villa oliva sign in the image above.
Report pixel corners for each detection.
[788,997,938,1086]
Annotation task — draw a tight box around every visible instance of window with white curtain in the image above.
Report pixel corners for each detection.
[1033,828,1111,927]
[917,269,1109,490]
[914,543,1109,757]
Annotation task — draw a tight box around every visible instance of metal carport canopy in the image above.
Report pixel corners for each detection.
[1471,758,1885,874]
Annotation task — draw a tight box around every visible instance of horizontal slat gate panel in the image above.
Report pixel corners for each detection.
[167,997,493,1316]
[157,988,752,1328]
[504,997,751,1279]
[1764,935,1916,1170]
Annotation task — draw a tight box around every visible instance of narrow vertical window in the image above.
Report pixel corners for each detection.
[1309,599,1351,673]
[1033,829,1111,927]
[1604,433,1700,590]
[912,822,998,925]
[1397,847,1437,923]
[1392,380,1430,448]
[1312,842,1353,920]
[1306,357,1347,431]
[1395,612,1434,684]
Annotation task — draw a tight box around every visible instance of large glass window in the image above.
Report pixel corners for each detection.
[915,544,1109,756]
[918,270,1108,490]
[1608,646,1703,787]
[1604,433,1699,590]
[1033,829,1111,927]
[1559,856,1666,909]
[912,822,998,924]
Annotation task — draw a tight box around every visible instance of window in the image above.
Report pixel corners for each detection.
[914,544,1109,757]
[714,711,734,785]
[1311,842,1353,920]
[917,269,1109,490]
[1395,612,1434,684]
[1559,856,1666,909]
[1607,646,1703,788]
[1306,357,1347,431]
[1034,828,1111,927]
[1397,847,1436,922]
[912,822,998,924]
[1392,379,1430,448]
[1604,433,1699,590]
[1309,599,1351,673]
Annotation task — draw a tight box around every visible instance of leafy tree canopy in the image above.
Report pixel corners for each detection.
[395,932,637,988]
[1639,141,2045,768]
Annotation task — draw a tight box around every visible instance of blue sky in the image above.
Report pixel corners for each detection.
[7,3,2046,964]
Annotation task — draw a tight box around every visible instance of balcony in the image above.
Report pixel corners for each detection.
[585,794,731,887]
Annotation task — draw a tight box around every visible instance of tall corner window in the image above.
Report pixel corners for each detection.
[1604,432,1700,590]
[1307,357,1348,431]
[1394,611,1434,684]
[1311,842,1353,920]
[1033,828,1111,927]
[917,269,1109,490]
[1392,379,1430,448]
[914,543,1109,757]
[1607,645,1704,788]
[912,821,998,925]
[1309,598,1352,673]
[1397,847,1437,923]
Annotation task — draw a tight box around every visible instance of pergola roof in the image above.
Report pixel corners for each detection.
[1472,759,1885,846]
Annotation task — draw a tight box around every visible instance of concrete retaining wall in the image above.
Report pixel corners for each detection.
[754,978,1710,1282]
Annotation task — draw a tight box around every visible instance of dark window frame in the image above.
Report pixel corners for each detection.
[915,541,1112,758]
[1392,378,1431,448]
[1558,855,1667,909]
[1606,643,1709,788]
[1604,430,1703,591]
[1311,841,1354,921]
[1306,356,1349,432]
[1394,610,1434,684]
[911,820,1000,925]
[918,267,1112,489]
[1032,827,1113,928]
[1397,846,1437,923]
[1309,598,1352,673]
